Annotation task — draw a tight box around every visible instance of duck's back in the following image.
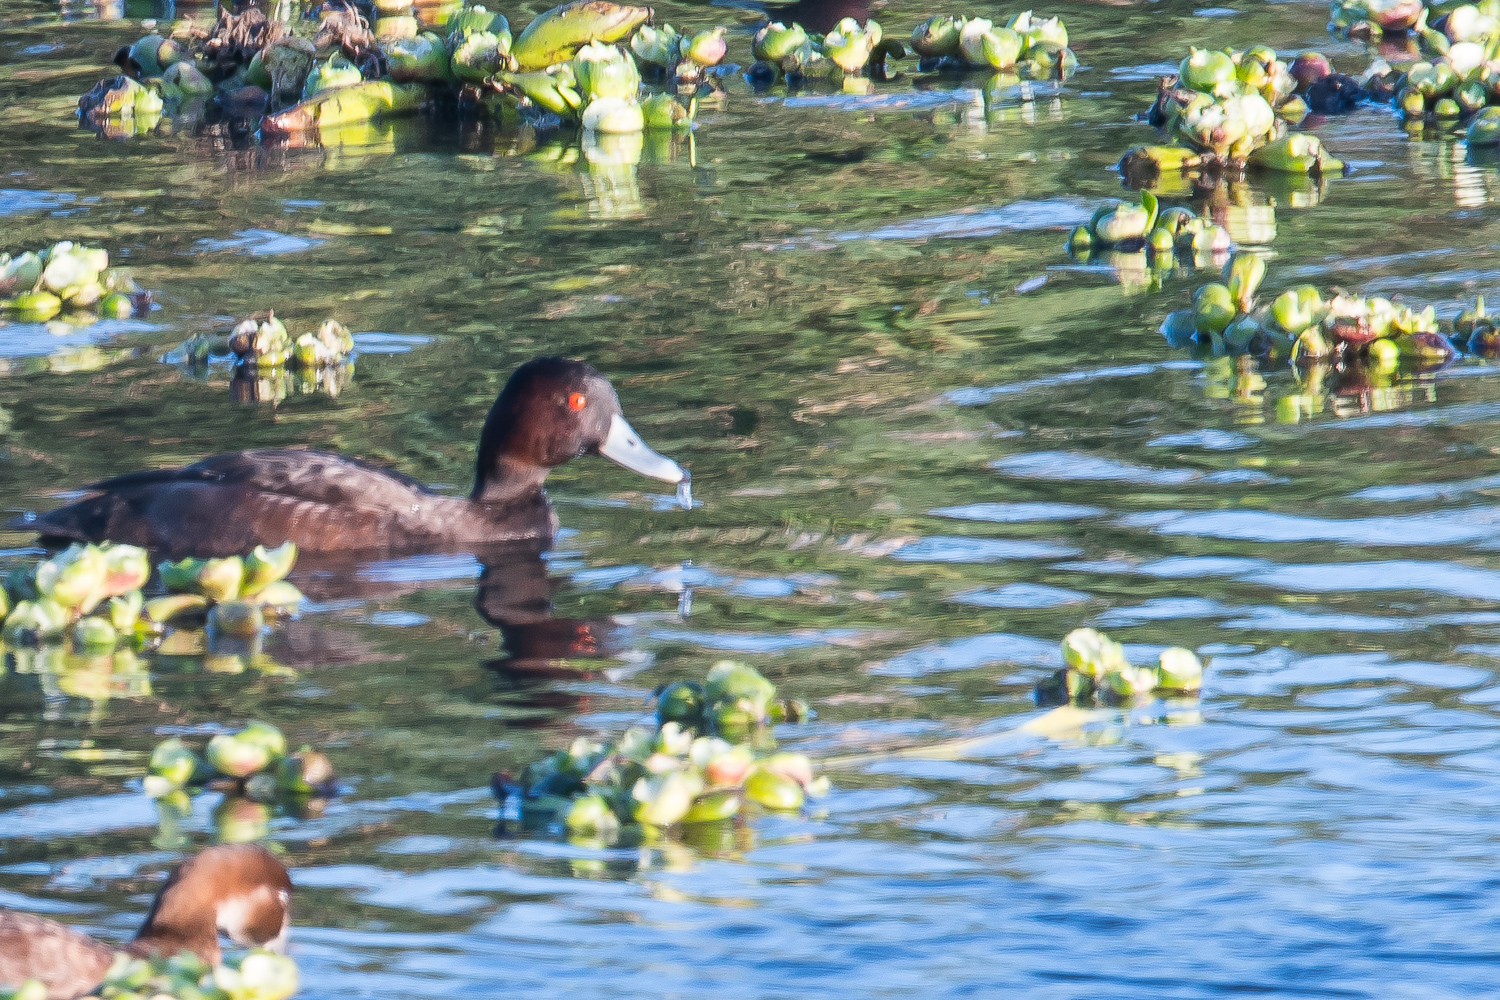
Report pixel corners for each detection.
[20,449,507,558]
[0,911,116,998]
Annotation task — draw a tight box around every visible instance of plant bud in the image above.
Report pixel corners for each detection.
[1156,647,1204,691]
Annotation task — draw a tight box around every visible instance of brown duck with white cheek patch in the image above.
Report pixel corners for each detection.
[0,844,293,999]
[10,357,689,559]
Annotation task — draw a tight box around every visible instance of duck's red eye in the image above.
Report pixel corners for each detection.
[567,392,587,411]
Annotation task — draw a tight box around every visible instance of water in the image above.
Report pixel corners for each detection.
[4,0,1500,995]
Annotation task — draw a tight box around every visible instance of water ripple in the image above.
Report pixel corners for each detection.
[993,451,1283,486]
[834,198,1091,243]
[890,537,1082,563]
[1122,506,1500,545]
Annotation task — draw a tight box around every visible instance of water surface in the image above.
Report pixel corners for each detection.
[3,0,1500,996]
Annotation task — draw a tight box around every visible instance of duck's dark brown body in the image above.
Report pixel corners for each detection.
[12,358,685,559]
[23,449,557,559]
[0,912,117,998]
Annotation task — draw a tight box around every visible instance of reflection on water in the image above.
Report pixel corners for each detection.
[8,0,1500,995]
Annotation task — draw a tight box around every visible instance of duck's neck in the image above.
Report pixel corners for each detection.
[471,455,550,505]
[128,900,220,965]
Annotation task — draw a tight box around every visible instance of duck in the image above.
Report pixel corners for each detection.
[10,357,689,559]
[0,843,292,998]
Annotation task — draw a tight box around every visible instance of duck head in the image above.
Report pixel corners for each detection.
[131,843,292,963]
[472,357,688,503]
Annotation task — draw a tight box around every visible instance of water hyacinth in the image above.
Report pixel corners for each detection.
[1161,257,1460,364]
[1329,0,1423,34]
[1156,648,1205,691]
[909,14,964,57]
[1179,47,1237,96]
[374,15,419,40]
[217,313,354,371]
[630,22,681,68]
[1245,133,1343,174]
[641,92,694,130]
[508,0,652,71]
[0,252,43,295]
[824,17,883,74]
[303,55,364,98]
[1060,627,1128,677]
[1224,251,1267,311]
[3,242,147,320]
[1138,40,1350,174]
[290,320,355,368]
[125,33,168,76]
[148,721,335,821]
[1175,91,1276,157]
[209,601,266,640]
[447,3,510,37]
[581,94,645,132]
[1092,197,1154,244]
[242,542,299,598]
[0,949,301,1000]
[1067,192,1232,282]
[4,598,72,643]
[958,18,1022,70]
[1009,9,1067,49]
[149,736,202,788]
[229,313,292,367]
[501,662,823,846]
[450,29,511,81]
[277,748,337,796]
[78,74,164,121]
[1269,285,1326,335]
[385,31,452,83]
[573,40,641,101]
[2,542,152,649]
[155,544,303,620]
[74,615,119,650]
[1039,628,1209,708]
[36,542,110,612]
[684,26,728,68]
[753,21,807,61]
[207,730,275,779]
[163,60,214,96]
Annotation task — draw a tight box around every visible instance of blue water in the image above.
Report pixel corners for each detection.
[4,0,1500,994]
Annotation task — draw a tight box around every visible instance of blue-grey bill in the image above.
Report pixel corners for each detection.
[600,413,688,485]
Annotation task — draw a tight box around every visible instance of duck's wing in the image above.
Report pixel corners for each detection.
[175,449,436,505]
[75,449,432,502]
[12,450,441,553]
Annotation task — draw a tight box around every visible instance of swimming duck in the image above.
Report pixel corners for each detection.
[11,357,689,558]
[0,843,292,998]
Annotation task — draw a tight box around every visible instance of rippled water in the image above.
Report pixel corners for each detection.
[5,0,1500,994]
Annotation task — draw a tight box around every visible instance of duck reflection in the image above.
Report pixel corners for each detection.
[274,538,645,687]
[761,0,869,34]
[472,541,633,684]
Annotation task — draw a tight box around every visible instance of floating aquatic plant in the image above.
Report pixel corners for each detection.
[495,660,822,845]
[0,541,303,657]
[145,719,335,800]
[146,721,336,847]
[1,949,299,1000]
[1123,42,1349,186]
[1035,627,1205,707]
[182,315,354,371]
[0,243,150,323]
[1160,252,1462,365]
